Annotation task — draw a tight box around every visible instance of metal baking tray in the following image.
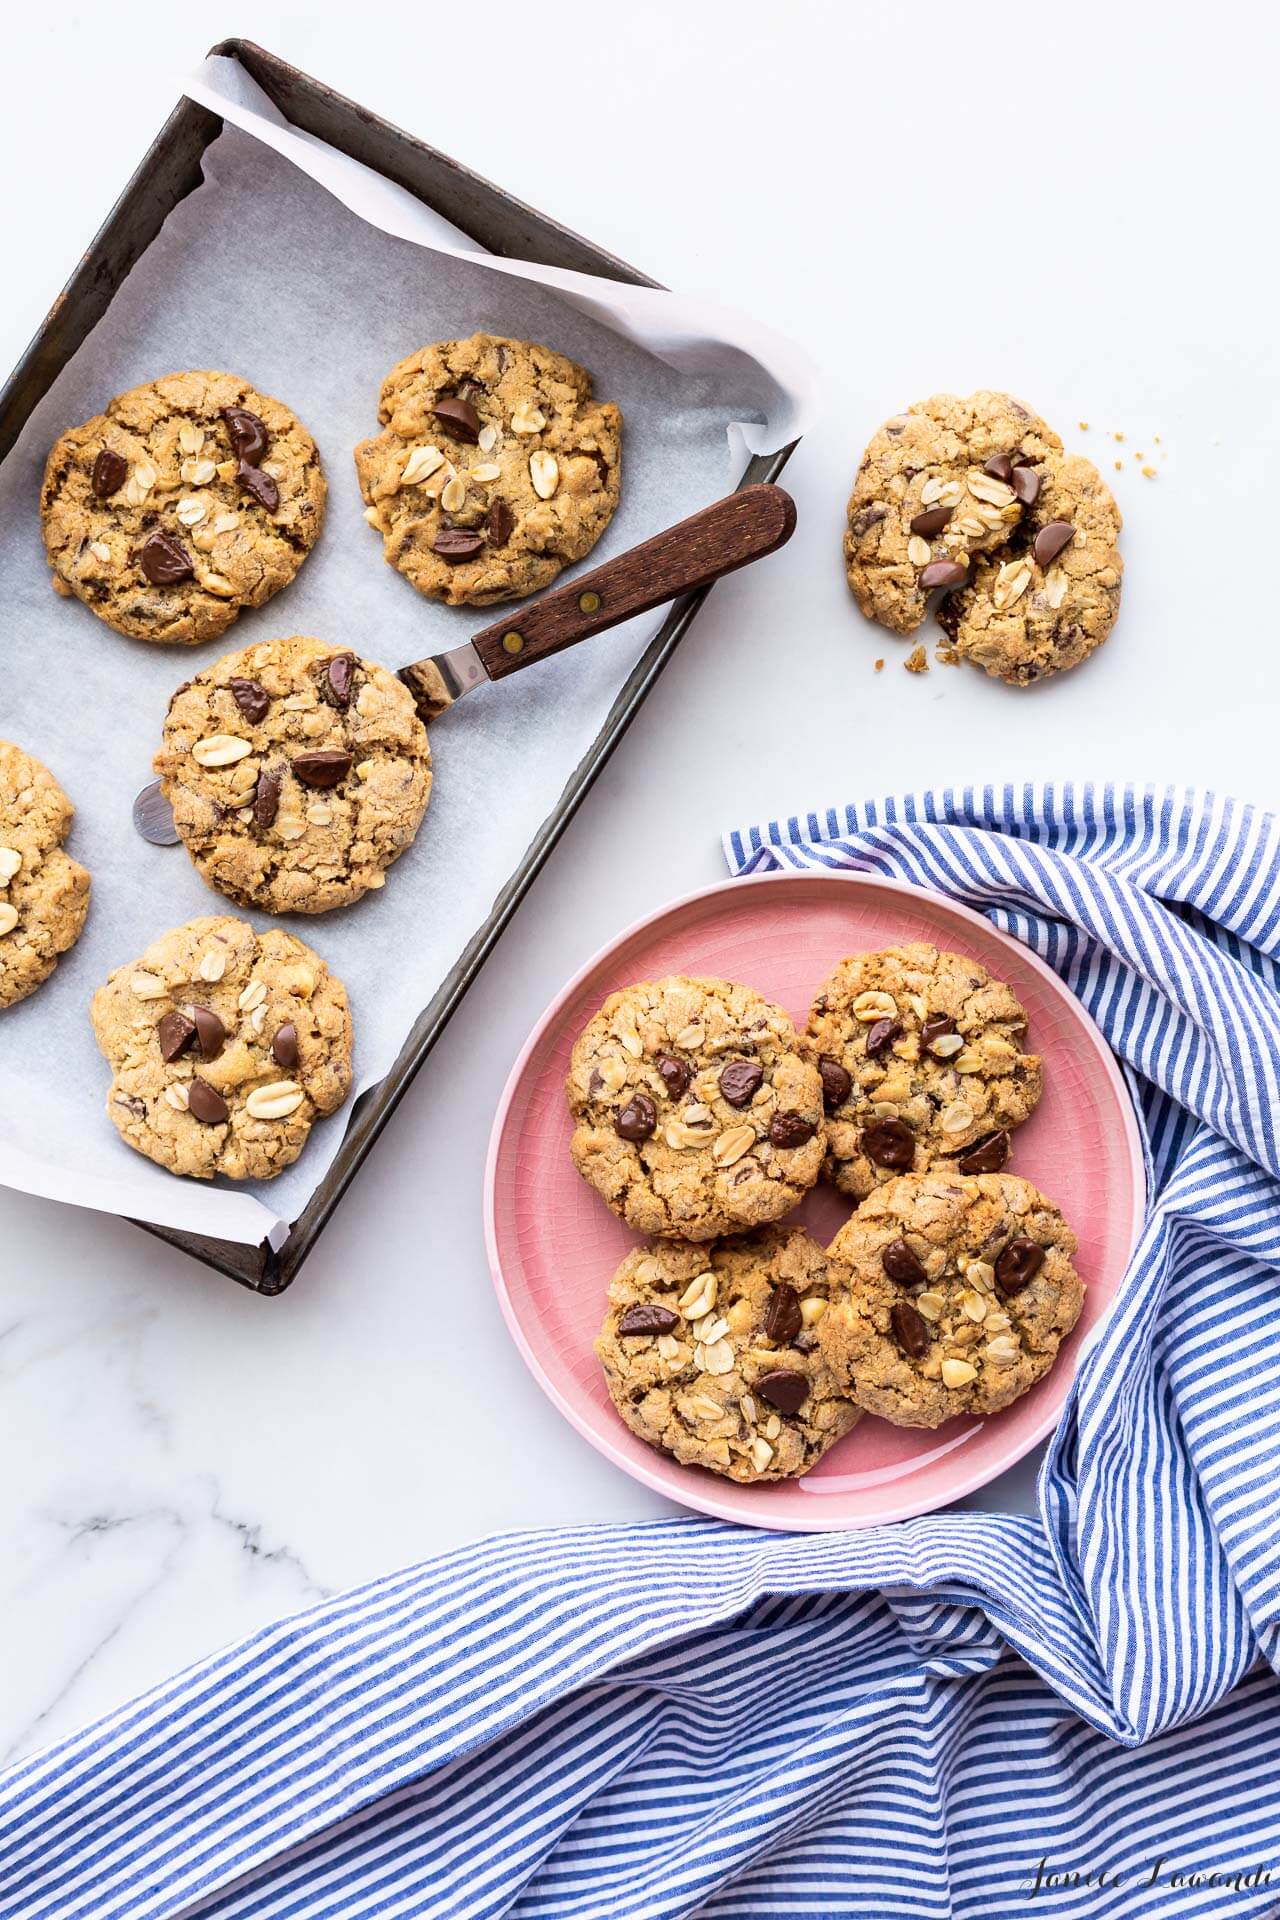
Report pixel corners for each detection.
[0,39,796,1294]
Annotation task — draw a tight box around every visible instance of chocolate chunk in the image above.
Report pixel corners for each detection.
[983,452,1014,483]
[272,1022,299,1070]
[910,505,952,537]
[157,1009,196,1062]
[617,1303,679,1337]
[238,463,280,513]
[769,1112,817,1149]
[432,396,482,443]
[657,1055,691,1099]
[866,1016,903,1059]
[719,1059,763,1108]
[614,1093,656,1142]
[187,1077,229,1125]
[192,1004,226,1060]
[221,407,270,466]
[819,1055,852,1111]
[139,530,194,586]
[754,1368,808,1414]
[890,1299,930,1360]
[229,678,270,725]
[764,1282,803,1346]
[91,447,127,498]
[1011,464,1041,506]
[851,503,887,537]
[995,1237,1045,1295]
[957,1130,1010,1174]
[115,1094,146,1120]
[253,769,281,827]
[920,559,968,591]
[882,1238,927,1288]
[324,652,356,710]
[862,1117,915,1169]
[485,498,515,547]
[921,1012,957,1055]
[433,528,485,562]
[292,749,352,789]
[1033,520,1075,568]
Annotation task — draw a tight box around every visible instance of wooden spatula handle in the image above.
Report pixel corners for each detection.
[470,483,796,682]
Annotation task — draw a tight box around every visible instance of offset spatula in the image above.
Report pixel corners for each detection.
[133,483,796,845]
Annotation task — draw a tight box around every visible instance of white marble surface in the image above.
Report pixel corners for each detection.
[2,0,1278,1764]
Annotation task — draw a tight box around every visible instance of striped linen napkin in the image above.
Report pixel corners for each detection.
[3,784,1280,1920]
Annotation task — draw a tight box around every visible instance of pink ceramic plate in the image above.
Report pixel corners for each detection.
[485,872,1146,1530]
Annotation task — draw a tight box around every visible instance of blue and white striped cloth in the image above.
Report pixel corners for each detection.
[3,784,1280,1920]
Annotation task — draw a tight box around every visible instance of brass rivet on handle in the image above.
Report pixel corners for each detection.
[578,590,601,614]
[502,631,524,655]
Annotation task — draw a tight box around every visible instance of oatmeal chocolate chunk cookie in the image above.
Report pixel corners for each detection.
[805,944,1042,1202]
[354,332,621,607]
[844,392,1062,636]
[821,1171,1083,1426]
[91,915,352,1181]
[0,740,91,1010]
[40,370,325,646]
[596,1228,860,1481]
[937,452,1123,684]
[567,976,825,1240]
[154,635,432,915]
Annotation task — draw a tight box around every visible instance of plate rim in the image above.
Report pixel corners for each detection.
[483,868,1147,1532]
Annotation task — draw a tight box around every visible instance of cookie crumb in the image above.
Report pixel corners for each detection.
[1114,459,1123,471]
[1134,451,1145,461]
[1077,420,1090,431]
[1154,435,1161,444]
[904,645,929,675]
[874,658,885,672]
[935,645,961,666]
[1113,431,1125,442]
[1141,466,1157,479]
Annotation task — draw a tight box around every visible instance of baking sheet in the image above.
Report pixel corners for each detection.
[0,80,807,1249]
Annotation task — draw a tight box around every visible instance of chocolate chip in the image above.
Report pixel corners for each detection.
[221,407,270,466]
[719,1059,763,1107]
[139,530,194,586]
[292,749,352,789]
[770,1112,817,1149]
[995,1237,1045,1295]
[866,1016,903,1059]
[957,1130,1010,1174]
[921,1012,957,1055]
[850,503,887,537]
[882,1238,927,1288]
[983,452,1014,483]
[657,1055,691,1099]
[614,1093,656,1142]
[187,1077,229,1125]
[433,528,485,562]
[754,1368,808,1414]
[485,498,515,547]
[764,1283,802,1345]
[910,505,952,537]
[1011,464,1041,506]
[157,1009,196,1062]
[272,1022,298,1069]
[617,1303,679,1337]
[819,1055,852,1111]
[862,1117,915,1169]
[432,396,482,443]
[324,652,356,710]
[1033,520,1075,568]
[920,559,968,592]
[253,769,281,827]
[229,678,270,725]
[191,1004,226,1060]
[91,448,127,498]
[238,463,280,513]
[890,1299,930,1360]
